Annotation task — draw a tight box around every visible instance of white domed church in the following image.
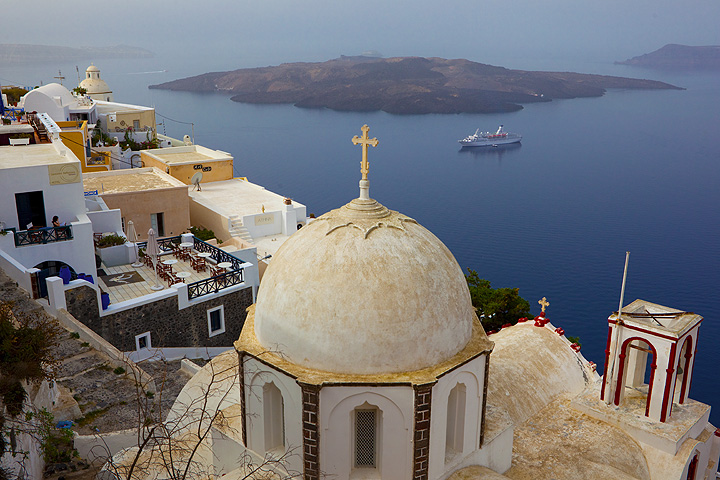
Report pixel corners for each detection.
[102,126,719,480]
[78,64,114,102]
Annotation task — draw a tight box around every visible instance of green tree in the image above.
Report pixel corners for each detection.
[465,269,531,332]
[0,302,62,474]
[1,87,28,105]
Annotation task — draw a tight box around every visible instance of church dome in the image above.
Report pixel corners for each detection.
[254,195,475,375]
[79,64,113,100]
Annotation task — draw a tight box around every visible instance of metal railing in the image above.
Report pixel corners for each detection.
[14,225,73,247]
[187,269,245,300]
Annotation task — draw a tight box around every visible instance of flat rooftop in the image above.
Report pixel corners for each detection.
[0,143,79,170]
[143,145,232,165]
[152,151,213,164]
[611,299,703,337]
[189,178,305,218]
[83,167,187,194]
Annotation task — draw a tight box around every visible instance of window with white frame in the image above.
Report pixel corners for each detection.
[445,383,466,461]
[263,382,285,451]
[354,408,378,469]
[135,332,151,351]
[207,306,225,337]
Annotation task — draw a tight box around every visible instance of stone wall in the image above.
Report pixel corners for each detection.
[65,285,252,352]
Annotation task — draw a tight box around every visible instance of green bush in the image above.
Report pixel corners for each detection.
[189,226,215,241]
[113,367,125,375]
[96,233,126,248]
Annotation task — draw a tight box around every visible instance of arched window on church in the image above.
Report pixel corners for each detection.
[354,404,380,469]
[445,383,467,461]
[263,382,284,452]
[686,453,699,480]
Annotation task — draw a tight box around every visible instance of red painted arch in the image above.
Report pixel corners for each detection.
[678,335,694,404]
[614,336,658,418]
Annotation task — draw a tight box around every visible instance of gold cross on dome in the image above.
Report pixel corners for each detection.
[352,124,379,181]
[538,297,550,313]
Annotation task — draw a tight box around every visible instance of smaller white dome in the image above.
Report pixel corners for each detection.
[79,64,113,101]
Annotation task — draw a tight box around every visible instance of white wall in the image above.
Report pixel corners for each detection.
[428,354,493,479]
[0,154,85,232]
[320,385,414,479]
[243,357,303,475]
[87,207,122,234]
[243,211,281,239]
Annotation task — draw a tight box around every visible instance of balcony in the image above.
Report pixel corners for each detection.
[99,235,250,304]
[13,225,73,247]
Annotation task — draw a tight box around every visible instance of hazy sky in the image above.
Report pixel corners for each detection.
[4,0,720,72]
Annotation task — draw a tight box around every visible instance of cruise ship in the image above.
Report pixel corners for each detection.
[458,125,522,147]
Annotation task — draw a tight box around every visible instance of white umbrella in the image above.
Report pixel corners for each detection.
[127,221,143,268]
[146,228,163,290]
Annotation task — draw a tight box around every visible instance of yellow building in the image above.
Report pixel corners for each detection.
[82,167,190,240]
[140,145,234,185]
[56,120,112,173]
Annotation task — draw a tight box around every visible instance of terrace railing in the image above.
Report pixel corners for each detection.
[187,269,245,300]
[14,225,73,247]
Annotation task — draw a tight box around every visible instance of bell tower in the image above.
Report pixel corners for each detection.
[600,299,702,422]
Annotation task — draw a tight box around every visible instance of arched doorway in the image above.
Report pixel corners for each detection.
[615,337,657,417]
[33,260,74,298]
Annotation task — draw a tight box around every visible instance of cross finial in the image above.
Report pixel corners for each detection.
[352,124,378,182]
[538,297,550,313]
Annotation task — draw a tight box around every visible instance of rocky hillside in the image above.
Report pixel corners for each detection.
[617,44,720,68]
[150,56,681,114]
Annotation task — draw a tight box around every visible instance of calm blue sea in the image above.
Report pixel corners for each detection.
[6,59,719,423]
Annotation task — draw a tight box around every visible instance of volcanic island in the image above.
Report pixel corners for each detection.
[150,56,682,115]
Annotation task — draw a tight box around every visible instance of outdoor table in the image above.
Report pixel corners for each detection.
[217,262,233,270]
[197,252,212,258]
[176,271,191,279]
[179,242,193,249]
[162,259,178,266]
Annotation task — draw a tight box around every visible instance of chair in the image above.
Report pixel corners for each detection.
[191,256,206,272]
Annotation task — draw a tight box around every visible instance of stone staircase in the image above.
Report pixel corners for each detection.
[228,215,254,243]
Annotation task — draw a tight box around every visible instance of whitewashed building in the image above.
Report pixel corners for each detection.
[19,83,97,124]
[0,134,97,297]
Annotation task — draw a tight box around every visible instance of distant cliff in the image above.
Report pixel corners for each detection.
[617,44,720,68]
[0,44,154,63]
[150,56,682,115]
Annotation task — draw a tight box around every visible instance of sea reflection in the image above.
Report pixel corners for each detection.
[458,142,522,161]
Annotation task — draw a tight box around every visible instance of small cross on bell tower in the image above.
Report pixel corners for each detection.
[351,124,379,200]
[538,297,550,314]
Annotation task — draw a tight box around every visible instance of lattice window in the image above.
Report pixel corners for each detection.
[355,409,376,468]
